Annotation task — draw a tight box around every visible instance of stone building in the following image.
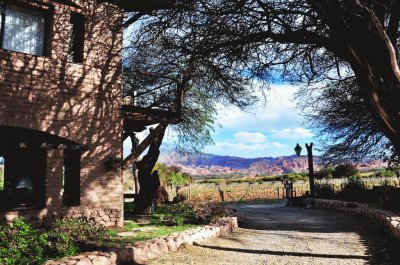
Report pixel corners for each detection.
[0,0,124,227]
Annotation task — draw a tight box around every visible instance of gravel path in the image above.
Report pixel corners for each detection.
[149,202,400,265]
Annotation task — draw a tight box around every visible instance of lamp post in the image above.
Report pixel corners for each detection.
[294,143,315,203]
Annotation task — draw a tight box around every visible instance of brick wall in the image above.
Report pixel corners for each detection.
[0,0,124,226]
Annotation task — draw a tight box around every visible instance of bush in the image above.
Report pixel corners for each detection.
[156,186,169,204]
[189,202,231,223]
[333,164,358,178]
[46,230,79,259]
[315,183,335,199]
[158,203,196,226]
[315,167,333,179]
[337,178,371,202]
[0,218,48,265]
[49,218,107,250]
[159,202,231,226]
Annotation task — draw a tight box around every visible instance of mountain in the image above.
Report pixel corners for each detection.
[158,150,321,176]
[158,150,387,177]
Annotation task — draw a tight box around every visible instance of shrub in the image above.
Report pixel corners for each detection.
[315,183,335,199]
[46,230,79,259]
[49,218,107,250]
[0,218,48,265]
[189,202,231,223]
[157,214,185,226]
[337,178,370,202]
[315,167,333,179]
[156,186,169,204]
[159,202,231,225]
[333,164,358,178]
[158,203,196,226]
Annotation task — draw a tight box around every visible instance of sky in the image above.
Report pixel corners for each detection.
[202,84,315,158]
[123,83,317,159]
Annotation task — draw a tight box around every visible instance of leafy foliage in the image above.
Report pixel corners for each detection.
[157,202,231,226]
[119,0,400,164]
[315,167,334,179]
[0,217,108,264]
[332,164,359,178]
[0,218,48,265]
[297,78,394,164]
[154,163,191,186]
[314,183,335,199]
[49,218,107,249]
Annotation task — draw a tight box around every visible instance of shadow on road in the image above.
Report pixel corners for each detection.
[198,245,367,260]
[231,202,400,265]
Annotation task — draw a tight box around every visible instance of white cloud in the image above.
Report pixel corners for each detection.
[271,127,313,139]
[271,142,286,149]
[234,132,267,143]
[216,84,303,131]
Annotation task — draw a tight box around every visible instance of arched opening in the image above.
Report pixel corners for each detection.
[0,126,86,210]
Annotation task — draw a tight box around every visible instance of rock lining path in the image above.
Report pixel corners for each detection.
[149,202,399,265]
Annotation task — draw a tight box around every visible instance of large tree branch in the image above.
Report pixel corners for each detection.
[96,0,177,13]
[192,29,331,55]
[122,122,168,169]
[386,1,400,54]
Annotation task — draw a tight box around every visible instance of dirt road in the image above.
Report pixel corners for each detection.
[149,202,399,265]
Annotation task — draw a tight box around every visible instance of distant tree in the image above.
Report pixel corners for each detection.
[315,167,333,179]
[332,164,358,178]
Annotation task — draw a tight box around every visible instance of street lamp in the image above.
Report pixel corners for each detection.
[294,143,315,204]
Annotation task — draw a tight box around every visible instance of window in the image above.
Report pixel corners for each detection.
[0,3,49,56]
[63,149,81,206]
[0,149,46,209]
[68,12,85,63]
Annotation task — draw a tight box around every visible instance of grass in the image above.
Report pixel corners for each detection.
[104,222,199,248]
[105,203,200,248]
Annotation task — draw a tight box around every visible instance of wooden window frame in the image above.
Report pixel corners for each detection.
[0,0,53,57]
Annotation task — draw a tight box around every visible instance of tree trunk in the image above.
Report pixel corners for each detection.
[309,0,400,158]
[133,126,166,214]
[129,133,140,194]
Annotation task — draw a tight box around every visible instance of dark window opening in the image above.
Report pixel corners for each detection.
[63,149,81,206]
[0,148,46,210]
[0,2,51,56]
[67,12,85,63]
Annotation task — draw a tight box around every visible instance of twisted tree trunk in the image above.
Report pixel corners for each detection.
[133,126,166,214]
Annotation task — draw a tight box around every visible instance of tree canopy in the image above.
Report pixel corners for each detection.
[105,0,400,162]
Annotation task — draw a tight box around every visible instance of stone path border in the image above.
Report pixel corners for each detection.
[45,217,238,265]
[306,198,400,239]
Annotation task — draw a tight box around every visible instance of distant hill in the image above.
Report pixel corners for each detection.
[158,150,387,177]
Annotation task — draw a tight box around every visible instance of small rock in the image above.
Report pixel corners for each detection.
[76,258,91,265]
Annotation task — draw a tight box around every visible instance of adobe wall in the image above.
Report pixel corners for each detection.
[0,1,124,226]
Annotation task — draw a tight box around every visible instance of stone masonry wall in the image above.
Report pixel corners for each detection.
[0,206,122,228]
[306,198,400,239]
[45,217,239,265]
[0,0,124,226]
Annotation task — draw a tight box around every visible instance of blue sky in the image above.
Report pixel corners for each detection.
[123,84,317,158]
[202,84,315,158]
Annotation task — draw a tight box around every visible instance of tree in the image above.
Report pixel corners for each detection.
[102,0,400,162]
[122,13,259,212]
[297,77,393,164]
[332,164,358,178]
